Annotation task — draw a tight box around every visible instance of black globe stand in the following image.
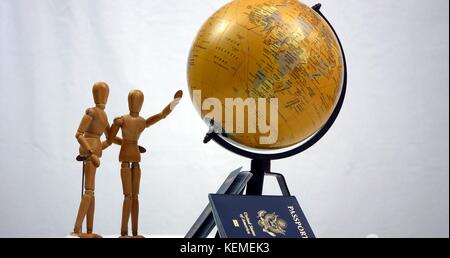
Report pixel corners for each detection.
[186,3,347,238]
[246,159,269,195]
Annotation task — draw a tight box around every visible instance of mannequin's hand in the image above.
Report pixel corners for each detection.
[174,90,183,99]
[139,145,147,153]
[161,90,183,118]
[76,155,87,162]
[170,90,183,110]
[89,153,100,167]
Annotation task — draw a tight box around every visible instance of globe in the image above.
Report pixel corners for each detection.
[188,0,344,150]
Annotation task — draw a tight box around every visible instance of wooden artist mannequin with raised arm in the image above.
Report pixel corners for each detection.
[108,89,183,238]
[72,82,114,238]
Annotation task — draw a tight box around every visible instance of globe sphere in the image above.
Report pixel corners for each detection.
[188,0,344,150]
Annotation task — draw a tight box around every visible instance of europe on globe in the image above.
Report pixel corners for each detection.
[188,0,344,150]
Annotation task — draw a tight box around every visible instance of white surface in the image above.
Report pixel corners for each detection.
[0,0,448,238]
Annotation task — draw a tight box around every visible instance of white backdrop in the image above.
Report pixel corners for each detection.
[0,0,448,238]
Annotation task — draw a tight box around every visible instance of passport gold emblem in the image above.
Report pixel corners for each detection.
[257,210,287,237]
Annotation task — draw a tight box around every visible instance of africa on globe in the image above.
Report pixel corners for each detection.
[188,0,344,150]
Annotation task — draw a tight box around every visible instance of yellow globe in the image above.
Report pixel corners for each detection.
[188,0,344,150]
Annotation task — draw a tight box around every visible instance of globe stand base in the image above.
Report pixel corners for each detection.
[184,160,292,238]
[212,159,291,238]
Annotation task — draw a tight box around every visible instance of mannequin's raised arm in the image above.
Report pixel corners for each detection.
[146,90,183,128]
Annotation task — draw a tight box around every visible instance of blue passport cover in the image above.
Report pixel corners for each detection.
[209,194,315,238]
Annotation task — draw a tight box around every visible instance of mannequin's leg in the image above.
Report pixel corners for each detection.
[86,167,96,234]
[73,161,96,237]
[120,162,132,237]
[131,162,142,237]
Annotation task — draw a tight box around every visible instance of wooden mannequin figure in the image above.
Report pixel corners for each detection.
[108,89,183,238]
[72,82,114,238]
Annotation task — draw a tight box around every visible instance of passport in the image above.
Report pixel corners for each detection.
[209,194,315,238]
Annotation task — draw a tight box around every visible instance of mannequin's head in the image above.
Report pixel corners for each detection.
[92,82,109,108]
[128,89,144,115]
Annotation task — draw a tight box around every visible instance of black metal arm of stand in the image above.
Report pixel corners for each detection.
[265,172,291,196]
